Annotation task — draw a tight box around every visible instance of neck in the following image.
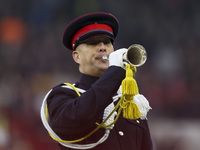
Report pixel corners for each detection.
[79,68,105,78]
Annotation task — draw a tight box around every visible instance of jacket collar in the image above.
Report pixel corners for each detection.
[78,73,99,90]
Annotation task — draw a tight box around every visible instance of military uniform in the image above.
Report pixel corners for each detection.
[47,66,153,150]
[41,12,153,150]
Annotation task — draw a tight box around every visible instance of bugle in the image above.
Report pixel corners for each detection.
[123,44,147,67]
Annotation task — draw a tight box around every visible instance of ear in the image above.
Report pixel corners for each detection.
[72,51,80,64]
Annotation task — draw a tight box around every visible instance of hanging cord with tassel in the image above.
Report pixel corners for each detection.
[120,64,141,119]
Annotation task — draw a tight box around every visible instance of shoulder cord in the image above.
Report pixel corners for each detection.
[40,83,123,149]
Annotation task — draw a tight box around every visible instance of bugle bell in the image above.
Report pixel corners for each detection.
[123,44,147,67]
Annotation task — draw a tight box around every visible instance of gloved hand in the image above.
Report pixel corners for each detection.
[109,48,128,69]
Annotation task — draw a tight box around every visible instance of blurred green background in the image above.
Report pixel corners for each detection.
[0,0,200,149]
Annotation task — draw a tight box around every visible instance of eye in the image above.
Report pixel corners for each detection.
[87,40,99,45]
[103,39,111,45]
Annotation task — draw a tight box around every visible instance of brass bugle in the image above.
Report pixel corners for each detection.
[122,44,147,67]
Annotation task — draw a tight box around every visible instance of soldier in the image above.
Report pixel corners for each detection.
[41,12,153,150]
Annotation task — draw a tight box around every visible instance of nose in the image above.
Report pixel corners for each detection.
[98,42,106,52]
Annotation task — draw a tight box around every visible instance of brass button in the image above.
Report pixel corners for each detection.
[118,131,124,136]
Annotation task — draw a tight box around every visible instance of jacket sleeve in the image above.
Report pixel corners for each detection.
[47,66,125,136]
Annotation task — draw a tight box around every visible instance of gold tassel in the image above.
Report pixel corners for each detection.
[121,64,141,119]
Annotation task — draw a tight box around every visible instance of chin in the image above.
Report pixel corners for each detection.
[99,64,109,71]
[94,62,109,75]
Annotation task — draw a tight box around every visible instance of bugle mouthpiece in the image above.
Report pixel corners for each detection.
[102,55,109,62]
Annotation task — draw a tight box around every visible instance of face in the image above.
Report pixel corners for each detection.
[72,37,114,77]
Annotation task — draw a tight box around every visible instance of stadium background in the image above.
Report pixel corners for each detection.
[0,0,200,149]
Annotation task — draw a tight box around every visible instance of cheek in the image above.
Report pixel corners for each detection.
[80,53,93,65]
[107,45,114,53]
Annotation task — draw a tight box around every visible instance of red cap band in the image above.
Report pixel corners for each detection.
[72,24,113,50]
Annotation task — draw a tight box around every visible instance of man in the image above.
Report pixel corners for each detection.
[41,12,153,150]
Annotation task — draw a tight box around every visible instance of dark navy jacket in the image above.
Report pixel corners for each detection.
[47,66,153,150]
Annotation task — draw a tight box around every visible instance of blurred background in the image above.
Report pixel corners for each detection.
[0,0,200,149]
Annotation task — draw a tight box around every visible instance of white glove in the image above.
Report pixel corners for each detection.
[109,48,128,69]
